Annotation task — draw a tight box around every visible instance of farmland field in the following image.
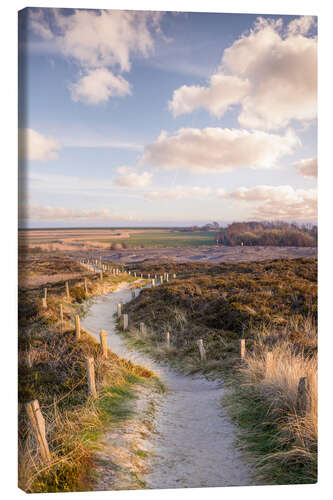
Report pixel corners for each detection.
[19,228,217,252]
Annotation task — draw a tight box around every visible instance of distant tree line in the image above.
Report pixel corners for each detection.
[215,221,317,247]
[179,222,220,232]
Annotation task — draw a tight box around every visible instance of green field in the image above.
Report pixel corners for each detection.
[95,231,217,248]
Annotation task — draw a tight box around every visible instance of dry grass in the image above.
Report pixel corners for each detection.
[18,257,155,493]
[225,319,317,484]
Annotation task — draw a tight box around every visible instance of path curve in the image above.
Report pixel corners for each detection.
[81,283,252,489]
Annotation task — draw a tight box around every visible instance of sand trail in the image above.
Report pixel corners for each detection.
[81,283,252,489]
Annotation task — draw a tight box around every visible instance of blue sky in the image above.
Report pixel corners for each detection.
[18,8,317,227]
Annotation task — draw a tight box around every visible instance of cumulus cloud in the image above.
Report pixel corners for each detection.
[223,16,317,130]
[168,73,250,117]
[70,68,131,104]
[28,9,163,103]
[141,127,300,173]
[19,128,61,161]
[113,167,153,188]
[169,16,317,129]
[23,204,136,222]
[143,186,213,200]
[225,184,317,220]
[293,157,317,178]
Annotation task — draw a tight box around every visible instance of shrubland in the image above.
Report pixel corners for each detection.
[122,258,317,484]
[18,256,154,493]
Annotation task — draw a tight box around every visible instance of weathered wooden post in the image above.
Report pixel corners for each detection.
[296,376,310,417]
[42,298,47,309]
[85,357,97,398]
[160,276,164,284]
[240,339,246,360]
[117,303,122,318]
[173,273,177,279]
[265,352,273,377]
[165,273,169,282]
[139,322,146,336]
[121,314,128,330]
[140,273,143,278]
[75,315,81,340]
[166,331,170,348]
[147,273,150,279]
[65,281,70,299]
[134,272,137,277]
[151,279,155,287]
[100,330,108,358]
[43,287,47,299]
[99,271,103,281]
[25,399,51,463]
[197,339,206,362]
[84,277,88,295]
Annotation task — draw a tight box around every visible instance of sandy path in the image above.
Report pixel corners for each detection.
[81,284,252,490]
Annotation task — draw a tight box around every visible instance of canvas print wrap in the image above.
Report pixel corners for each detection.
[18,7,317,493]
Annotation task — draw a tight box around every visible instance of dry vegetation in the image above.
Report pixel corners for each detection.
[121,258,317,484]
[18,256,155,493]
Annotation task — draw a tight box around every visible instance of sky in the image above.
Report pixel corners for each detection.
[18,8,317,228]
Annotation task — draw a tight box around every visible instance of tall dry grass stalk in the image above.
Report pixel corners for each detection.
[239,320,317,479]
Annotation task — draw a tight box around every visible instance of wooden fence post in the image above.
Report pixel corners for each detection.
[121,314,128,331]
[85,357,97,398]
[151,279,155,287]
[84,278,88,295]
[75,315,81,340]
[166,331,170,347]
[117,303,122,318]
[25,399,51,463]
[99,271,103,281]
[173,273,176,279]
[197,339,206,362]
[160,276,163,284]
[240,339,246,360]
[65,281,70,299]
[147,273,150,279]
[265,352,273,377]
[42,298,47,309]
[139,322,146,336]
[43,287,47,299]
[100,330,108,358]
[296,376,310,417]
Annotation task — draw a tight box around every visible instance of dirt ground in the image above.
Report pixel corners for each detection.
[77,245,317,264]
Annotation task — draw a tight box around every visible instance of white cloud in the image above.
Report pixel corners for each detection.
[113,167,152,188]
[143,186,213,200]
[30,9,162,71]
[19,128,61,161]
[141,127,300,173]
[287,15,316,36]
[293,157,317,178]
[168,73,250,117]
[223,16,317,130]
[22,204,136,222]
[29,9,163,103]
[225,185,317,220]
[28,9,54,40]
[70,68,131,104]
[169,16,317,130]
